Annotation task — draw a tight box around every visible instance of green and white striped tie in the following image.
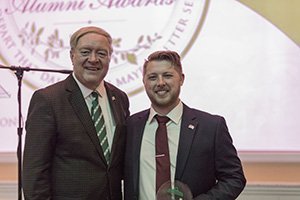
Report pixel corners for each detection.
[91,91,110,164]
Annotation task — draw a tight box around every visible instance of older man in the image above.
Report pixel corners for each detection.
[23,26,130,200]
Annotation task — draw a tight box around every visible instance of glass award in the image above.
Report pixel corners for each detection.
[156,180,193,200]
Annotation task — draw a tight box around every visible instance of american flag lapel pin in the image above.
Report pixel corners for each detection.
[188,124,194,130]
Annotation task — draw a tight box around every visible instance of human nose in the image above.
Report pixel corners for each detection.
[88,52,98,62]
[157,76,166,86]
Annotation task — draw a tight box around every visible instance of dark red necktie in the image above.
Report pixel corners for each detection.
[155,115,171,193]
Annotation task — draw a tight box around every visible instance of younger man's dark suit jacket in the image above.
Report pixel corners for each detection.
[124,104,246,200]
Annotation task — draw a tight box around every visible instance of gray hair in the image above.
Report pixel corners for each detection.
[70,26,113,54]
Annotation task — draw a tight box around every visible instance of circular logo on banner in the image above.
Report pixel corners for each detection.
[0,0,209,96]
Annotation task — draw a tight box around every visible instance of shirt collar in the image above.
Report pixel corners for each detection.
[148,101,183,124]
[72,73,105,99]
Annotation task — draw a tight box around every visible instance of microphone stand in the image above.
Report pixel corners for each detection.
[0,65,72,200]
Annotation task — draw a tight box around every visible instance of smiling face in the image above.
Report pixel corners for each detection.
[70,32,111,90]
[143,60,184,115]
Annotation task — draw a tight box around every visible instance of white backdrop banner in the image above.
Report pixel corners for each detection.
[0,0,299,153]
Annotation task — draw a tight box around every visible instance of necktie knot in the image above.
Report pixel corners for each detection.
[155,115,170,124]
[91,91,99,99]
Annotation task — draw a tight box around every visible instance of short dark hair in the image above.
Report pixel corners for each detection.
[143,50,182,74]
[70,26,113,54]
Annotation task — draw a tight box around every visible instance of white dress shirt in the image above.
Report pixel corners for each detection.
[72,73,115,150]
[139,101,183,200]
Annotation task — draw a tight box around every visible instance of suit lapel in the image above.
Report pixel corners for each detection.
[65,75,107,164]
[132,110,149,192]
[105,82,124,164]
[105,82,121,124]
[175,105,198,180]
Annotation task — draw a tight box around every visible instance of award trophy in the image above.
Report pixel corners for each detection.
[156,180,193,200]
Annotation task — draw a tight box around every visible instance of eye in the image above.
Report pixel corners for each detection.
[80,50,90,56]
[97,50,108,58]
[164,73,173,78]
[147,75,157,81]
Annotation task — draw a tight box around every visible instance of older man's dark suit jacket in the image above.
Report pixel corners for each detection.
[124,104,246,200]
[23,74,130,200]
